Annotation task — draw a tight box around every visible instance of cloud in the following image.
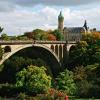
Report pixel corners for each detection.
[0,0,100,12]
[0,1,15,12]
[0,5,100,35]
[8,0,100,6]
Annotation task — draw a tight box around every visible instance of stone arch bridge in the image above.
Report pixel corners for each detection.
[0,40,77,76]
[0,41,76,67]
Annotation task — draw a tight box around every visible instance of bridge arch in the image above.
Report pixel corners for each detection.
[0,44,60,76]
[67,44,76,52]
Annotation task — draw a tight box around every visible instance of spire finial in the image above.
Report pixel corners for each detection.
[58,11,64,19]
[83,20,88,31]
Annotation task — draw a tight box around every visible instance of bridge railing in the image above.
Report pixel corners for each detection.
[0,40,76,45]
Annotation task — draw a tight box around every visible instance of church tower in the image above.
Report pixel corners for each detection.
[58,11,64,33]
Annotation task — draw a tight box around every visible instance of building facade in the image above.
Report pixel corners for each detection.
[58,12,88,41]
[63,27,85,41]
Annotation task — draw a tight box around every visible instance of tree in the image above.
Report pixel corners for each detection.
[73,64,100,98]
[16,65,51,94]
[24,32,34,39]
[0,46,3,59]
[1,33,9,40]
[52,29,64,41]
[69,41,88,67]
[56,69,76,95]
[33,29,45,40]
[47,34,56,41]
[0,27,3,33]
[1,56,48,83]
[74,66,87,82]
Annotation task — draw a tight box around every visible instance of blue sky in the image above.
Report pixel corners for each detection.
[0,0,100,35]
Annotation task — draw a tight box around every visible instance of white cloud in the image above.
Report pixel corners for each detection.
[0,0,100,12]
[0,5,100,35]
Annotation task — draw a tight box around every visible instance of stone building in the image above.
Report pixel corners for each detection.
[58,11,64,33]
[63,27,85,41]
[58,11,88,41]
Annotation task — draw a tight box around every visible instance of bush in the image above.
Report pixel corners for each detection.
[56,69,77,95]
[16,93,27,100]
[16,65,52,95]
[0,83,21,97]
[0,46,3,59]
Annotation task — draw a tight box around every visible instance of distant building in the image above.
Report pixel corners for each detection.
[58,11,64,33]
[58,11,88,41]
[63,27,85,41]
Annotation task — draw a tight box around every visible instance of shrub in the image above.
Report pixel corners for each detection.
[16,93,27,100]
[16,65,52,95]
[0,46,3,59]
[56,69,77,95]
[0,83,21,97]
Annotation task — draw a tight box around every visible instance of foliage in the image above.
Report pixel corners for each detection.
[69,41,88,67]
[52,29,64,41]
[17,35,28,40]
[73,64,100,98]
[24,29,64,41]
[56,69,76,95]
[16,90,67,100]
[48,88,67,100]
[1,33,9,40]
[0,56,48,83]
[10,36,17,40]
[92,32,100,39]
[16,65,51,94]
[0,46,3,59]
[74,66,87,81]
[0,83,21,97]
[0,26,3,33]
[16,92,27,100]
[47,34,56,41]
[69,33,100,68]
[32,29,46,40]
[82,33,100,45]
[0,65,4,72]
[24,32,34,39]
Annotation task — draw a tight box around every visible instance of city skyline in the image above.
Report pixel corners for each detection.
[0,0,100,35]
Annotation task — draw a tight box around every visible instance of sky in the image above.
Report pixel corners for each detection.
[0,0,100,35]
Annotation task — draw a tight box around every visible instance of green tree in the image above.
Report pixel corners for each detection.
[73,64,100,98]
[1,33,9,40]
[1,56,48,83]
[92,49,100,63]
[0,26,3,33]
[33,29,45,40]
[69,41,88,67]
[52,29,64,41]
[56,69,76,95]
[16,65,51,94]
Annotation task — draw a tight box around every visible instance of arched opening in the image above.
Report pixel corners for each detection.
[55,45,58,56]
[59,45,62,60]
[69,45,76,53]
[0,45,61,83]
[4,46,11,53]
[61,44,68,67]
[51,45,54,52]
